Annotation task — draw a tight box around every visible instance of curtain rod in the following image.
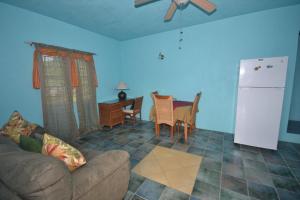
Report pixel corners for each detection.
[25,41,96,56]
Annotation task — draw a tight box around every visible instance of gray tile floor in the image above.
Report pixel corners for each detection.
[75,121,300,200]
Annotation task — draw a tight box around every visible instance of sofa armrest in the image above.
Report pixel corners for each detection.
[0,150,73,200]
[72,150,130,200]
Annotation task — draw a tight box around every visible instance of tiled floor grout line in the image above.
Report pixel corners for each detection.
[135,193,148,200]
[132,177,148,200]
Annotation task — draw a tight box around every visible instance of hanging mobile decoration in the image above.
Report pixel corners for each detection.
[178,29,183,50]
[178,3,184,50]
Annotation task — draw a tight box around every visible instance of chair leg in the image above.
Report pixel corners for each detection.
[190,123,196,133]
[184,122,188,143]
[158,124,160,137]
[155,123,160,137]
[191,122,196,132]
[170,126,174,142]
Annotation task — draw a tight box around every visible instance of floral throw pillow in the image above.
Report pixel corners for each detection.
[1,111,37,143]
[42,133,86,171]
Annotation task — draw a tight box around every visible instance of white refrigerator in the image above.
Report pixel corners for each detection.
[234,56,288,150]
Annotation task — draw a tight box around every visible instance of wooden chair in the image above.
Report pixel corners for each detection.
[153,95,176,140]
[151,91,159,129]
[190,92,202,132]
[123,96,143,125]
[176,92,202,133]
[151,91,158,102]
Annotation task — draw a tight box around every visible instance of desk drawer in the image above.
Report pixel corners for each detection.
[110,109,123,126]
[98,99,134,128]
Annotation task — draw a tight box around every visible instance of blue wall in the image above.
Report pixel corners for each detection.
[289,35,300,122]
[0,3,120,125]
[119,5,300,143]
[1,2,300,143]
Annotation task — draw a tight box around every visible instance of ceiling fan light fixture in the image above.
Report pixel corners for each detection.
[174,0,189,6]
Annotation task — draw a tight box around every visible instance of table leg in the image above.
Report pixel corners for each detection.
[184,121,188,143]
[158,124,160,137]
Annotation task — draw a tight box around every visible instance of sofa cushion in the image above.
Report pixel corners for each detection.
[0,150,72,200]
[30,125,45,143]
[4,129,21,144]
[42,133,86,171]
[0,136,21,153]
[72,150,130,200]
[1,111,37,143]
[0,181,22,200]
[19,135,42,153]
[0,135,19,146]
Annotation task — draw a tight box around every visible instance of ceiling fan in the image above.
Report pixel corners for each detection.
[134,0,216,21]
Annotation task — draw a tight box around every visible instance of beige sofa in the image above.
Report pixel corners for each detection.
[0,135,130,200]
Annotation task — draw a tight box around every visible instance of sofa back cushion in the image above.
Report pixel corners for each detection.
[1,111,37,143]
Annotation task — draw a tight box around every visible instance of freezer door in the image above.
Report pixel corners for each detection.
[234,87,284,150]
[239,57,288,88]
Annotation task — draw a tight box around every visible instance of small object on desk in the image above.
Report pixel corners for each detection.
[116,81,129,100]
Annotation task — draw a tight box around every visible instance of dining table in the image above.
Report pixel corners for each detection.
[149,100,194,143]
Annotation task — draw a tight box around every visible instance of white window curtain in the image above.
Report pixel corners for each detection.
[75,58,99,135]
[38,54,79,141]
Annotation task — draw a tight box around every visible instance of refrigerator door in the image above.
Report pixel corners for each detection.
[239,57,288,88]
[234,87,284,150]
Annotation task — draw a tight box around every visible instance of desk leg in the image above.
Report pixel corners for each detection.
[184,121,188,143]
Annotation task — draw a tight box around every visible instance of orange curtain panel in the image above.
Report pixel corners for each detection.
[32,47,98,89]
[32,50,40,89]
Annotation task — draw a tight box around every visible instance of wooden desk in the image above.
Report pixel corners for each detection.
[98,98,134,128]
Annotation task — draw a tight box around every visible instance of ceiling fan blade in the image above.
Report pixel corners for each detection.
[190,0,216,13]
[134,0,158,7]
[164,2,177,21]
